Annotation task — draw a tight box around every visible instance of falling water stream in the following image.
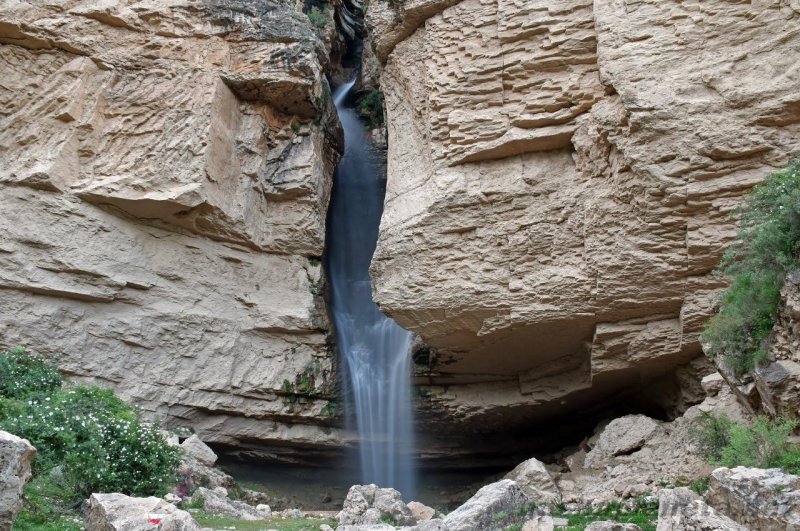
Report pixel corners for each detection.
[325,79,416,497]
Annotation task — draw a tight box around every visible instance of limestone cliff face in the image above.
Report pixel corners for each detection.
[0,0,345,460]
[367,0,800,438]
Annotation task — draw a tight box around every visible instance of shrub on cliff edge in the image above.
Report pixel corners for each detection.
[701,157,800,374]
[696,413,800,474]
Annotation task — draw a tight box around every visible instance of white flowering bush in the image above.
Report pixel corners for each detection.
[0,346,62,398]
[0,349,181,504]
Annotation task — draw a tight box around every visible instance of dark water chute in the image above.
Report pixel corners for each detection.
[325,79,416,496]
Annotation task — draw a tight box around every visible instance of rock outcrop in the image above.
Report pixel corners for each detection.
[0,431,36,530]
[711,272,800,420]
[554,380,751,506]
[337,484,416,527]
[504,457,559,503]
[367,0,800,446]
[656,488,745,531]
[706,466,800,531]
[85,493,200,531]
[0,0,344,460]
[441,479,533,531]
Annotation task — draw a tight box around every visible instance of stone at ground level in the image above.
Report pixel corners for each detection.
[586,522,642,531]
[442,479,534,531]
[656,487,745,531]
[85,493,199,531]
[706,467,800,531]
[0,431,36,531]
[505,457,559,503]
[190,487,264,521]
[337,485,415,527]
[522,515,554,530]
[407,501,435,521]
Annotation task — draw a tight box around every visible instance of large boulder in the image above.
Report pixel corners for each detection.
[0,431,36,530]
[442,479,533,531]
[180,435,217,467]
[505,457,559,503]
[337,484,416,527]
[584,416,661,468]
[407,501,436,521]
[706,467,800,531]
[85,493,200,531]
[656,487,745,531]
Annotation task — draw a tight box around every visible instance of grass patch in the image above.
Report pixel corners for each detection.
[554,499,658,531]
[701,157,800,374]
[192,512,336,531]
[695,413,800,474]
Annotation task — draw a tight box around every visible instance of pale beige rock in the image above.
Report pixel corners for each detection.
[407,501,435,522]
[556,387,750,506]
[584,415,660,469]
[701,374,725,397]
[504,457,559,503]
[180,435,217,467]
[706,467,800,531]
[656,488,745,531]
[0,1,345,458]
[0,431,36,531]
[369,0,800,440]
[442,479,532,531]
[85,493,200,531]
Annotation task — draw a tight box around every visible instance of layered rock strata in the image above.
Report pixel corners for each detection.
[367,0,800,440]
[0,0,345,459]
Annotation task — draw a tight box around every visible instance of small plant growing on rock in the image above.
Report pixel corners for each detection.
[357,89,385,129]
[701,158,800,374]
[307,6,327,29]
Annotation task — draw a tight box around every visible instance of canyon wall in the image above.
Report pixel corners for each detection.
[0,0,346,461]
[367,0,800,444]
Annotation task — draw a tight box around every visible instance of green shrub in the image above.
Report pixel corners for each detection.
[701,158,800,373]
[0,346,63,399]
[0,349,181,504]
[695,414,800,474]
[357,89,384,129]
[307,6,327,28]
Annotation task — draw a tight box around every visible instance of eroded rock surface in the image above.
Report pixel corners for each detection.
[337,484,416,527]
[0,0,344,460]
[656,488,745,531]
[706,467,800,531]
[0,431,36,530]
[367,0,800,443]
[85,493,200,531]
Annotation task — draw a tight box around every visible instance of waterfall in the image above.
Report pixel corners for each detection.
[325,79,416,497]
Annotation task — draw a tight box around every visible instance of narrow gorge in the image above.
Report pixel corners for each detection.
[1,0,800,529]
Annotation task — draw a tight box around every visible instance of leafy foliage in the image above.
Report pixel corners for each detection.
[695,413,800,474]
[357,89,384,129]
[0,348,181,506]
[553,498,658,531]
[0,347,63,399]
[306,6,327,28]
[701,158,800,373]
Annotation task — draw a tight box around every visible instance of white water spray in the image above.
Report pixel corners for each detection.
[325,79,416,496]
